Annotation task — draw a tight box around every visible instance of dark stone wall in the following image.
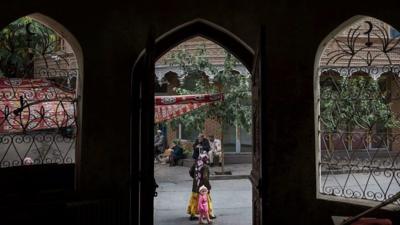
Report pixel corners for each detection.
[1,0,400,224]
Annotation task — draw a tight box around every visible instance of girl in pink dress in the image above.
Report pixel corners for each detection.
[198,185,212,224]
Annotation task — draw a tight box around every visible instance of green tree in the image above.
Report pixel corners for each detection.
[320,73,400,151]
[0,17,59,78]
[162,43,251,172]
[164,43,251,135]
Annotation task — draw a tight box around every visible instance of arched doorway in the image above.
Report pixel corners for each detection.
[0,12,83,202]
[131,19,264,225]
[153,35,253,225]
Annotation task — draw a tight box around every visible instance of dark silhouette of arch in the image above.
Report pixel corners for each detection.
[0,12,84,189]
[130,18,256,225]
[134,18,254,72]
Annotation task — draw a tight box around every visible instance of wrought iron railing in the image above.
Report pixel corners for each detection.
[318,17,400,205]
[0,128,76,167]
[320,131,400,204]
[0,74,77,168]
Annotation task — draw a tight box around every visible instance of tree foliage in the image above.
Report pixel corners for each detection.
[163,43,252,135]
[0,17,59,78]
[320,73,400,133]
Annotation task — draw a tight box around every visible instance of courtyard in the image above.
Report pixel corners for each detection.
[154,163,252,225]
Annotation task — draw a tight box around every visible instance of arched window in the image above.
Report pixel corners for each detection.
[0,14,82,168]
[315,16,400,207]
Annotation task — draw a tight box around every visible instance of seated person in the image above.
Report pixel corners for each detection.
[208,135,222,167]
[169,140,184,166]
[158,146,173,164]
[192,133,210,159]
[154,130,166,162]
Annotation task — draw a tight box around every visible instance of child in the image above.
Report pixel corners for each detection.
[23,157,34,165]
[198,185,212,224]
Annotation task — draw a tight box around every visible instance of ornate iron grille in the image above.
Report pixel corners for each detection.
[318,18,400,205]
[0,68,78,167]
[0,18,80,168]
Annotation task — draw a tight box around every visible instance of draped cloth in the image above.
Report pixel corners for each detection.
[0,78,76,133]
[350,218,392,225]
[154,93,223,123]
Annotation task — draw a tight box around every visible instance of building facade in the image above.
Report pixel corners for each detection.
[155,36,252,153]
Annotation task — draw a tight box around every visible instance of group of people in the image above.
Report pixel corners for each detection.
[192,134,222,167]
[154,131,223,223]
[154,130,223,167]
[187,142,216,224]
[154,130,185,166]
[186,133,223,224]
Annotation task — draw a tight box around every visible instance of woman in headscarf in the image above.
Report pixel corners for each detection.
[187,152,216,221]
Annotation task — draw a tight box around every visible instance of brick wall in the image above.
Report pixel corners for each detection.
[166,119,222,146]
[204,118,221,139]
[166,124,176,147]
[156,37,246,152]
[33,40,78,78]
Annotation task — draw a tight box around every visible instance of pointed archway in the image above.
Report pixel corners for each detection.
[27,12,84,190]
[0,12,84,224]
[130,18,265,225]
[314,15,400,210]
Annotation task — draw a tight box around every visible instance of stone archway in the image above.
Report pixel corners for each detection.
[0,12,84,186]
[314,15,400,210]
[130,18,264,225]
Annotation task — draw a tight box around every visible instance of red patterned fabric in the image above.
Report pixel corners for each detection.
[351,218,392,225]
[0,78,76,133]
[155,93,223,106]
[155,93,223,123]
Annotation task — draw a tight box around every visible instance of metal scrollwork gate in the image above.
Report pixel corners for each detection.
[0,68,78,167]
[317,17,400,205]
[0,16,80,168]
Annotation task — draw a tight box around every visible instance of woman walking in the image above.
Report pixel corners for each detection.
[187,152,216,221]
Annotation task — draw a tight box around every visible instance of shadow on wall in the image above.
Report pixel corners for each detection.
[0,164,75,200]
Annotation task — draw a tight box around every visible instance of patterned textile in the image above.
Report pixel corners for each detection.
[195,159,204,187]
[155,93,223,106]
[351,218,392,225]
[154,93,223,123]
[0,78,76,133]
[155,103,208,123]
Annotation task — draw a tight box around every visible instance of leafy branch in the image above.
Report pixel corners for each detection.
[320,74,400,133]
[163,43,252,134]
[0,17,60,78]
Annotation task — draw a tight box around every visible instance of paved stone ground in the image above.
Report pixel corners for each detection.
[154,163,252,225]
[154,163,251,182]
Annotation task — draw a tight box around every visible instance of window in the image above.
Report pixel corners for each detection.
[222,123,236,152]
[178,124,198,141]
[0,15,80,167]
[222,123,252,153]
[316,16,400,207]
